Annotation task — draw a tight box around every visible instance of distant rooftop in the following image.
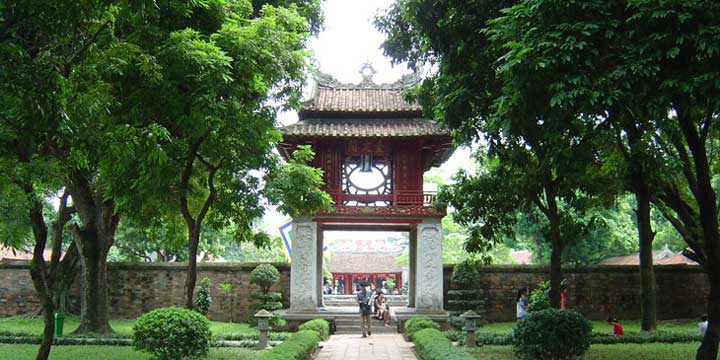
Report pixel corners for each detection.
[598,246,699,266]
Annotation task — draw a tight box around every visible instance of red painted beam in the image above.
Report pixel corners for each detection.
[313,217,422,224]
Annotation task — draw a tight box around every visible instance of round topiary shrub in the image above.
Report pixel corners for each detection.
[251,263,281,293]
[133,307,211,360]
[513,309,591,360]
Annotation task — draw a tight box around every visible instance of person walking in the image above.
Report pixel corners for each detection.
[357,282,373,337]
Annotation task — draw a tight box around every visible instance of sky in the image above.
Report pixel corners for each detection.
[264,0,472,240]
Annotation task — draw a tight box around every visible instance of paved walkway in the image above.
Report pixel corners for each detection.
[314,333,418,360]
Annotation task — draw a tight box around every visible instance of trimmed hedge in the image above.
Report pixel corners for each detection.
[413,328,475,360]
[257,330,320,360]
[448,330,704,346]
[298,319,330,340]
[513,309,591,360]
[405,317,441,341]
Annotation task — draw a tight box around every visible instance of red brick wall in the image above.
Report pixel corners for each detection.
[443,264,711,321]
[0,262,710,322]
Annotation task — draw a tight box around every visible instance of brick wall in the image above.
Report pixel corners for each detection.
[0,262,709,322]
[443,264,710,322]
[0,262,290,322]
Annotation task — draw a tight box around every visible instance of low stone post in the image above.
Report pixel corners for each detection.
[461,310,482,348]
[255,310,273,350]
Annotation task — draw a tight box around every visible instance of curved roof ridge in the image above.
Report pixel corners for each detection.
[315,71,420,90]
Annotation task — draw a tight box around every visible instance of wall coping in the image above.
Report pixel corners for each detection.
[441,264,705,274]
[0,261,703,273]
[0,261,290,271]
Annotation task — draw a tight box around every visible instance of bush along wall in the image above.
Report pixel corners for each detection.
[413,328,474,360]
[258,319,329,360]
[249,264,285,327]
[447,260,486,329]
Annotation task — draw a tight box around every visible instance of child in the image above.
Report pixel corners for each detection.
[516,287,529,319]
[607,316,624,336]
[699,315,709,335]
[560,283,568,310]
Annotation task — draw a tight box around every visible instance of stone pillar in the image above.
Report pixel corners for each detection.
[316,226,324,307]
[415,222,443,311]
[408,225,417,308]
[290,218,318,311]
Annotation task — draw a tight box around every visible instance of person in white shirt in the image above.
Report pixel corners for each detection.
[699,315,708,335]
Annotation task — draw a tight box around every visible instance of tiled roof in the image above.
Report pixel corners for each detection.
[280,118,447,138]
[300,72,422,114]
[326,252,404,273]
[301,88,421,113]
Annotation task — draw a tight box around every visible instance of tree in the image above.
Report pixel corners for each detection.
[0,0,168,340]
[465,0,720,356]
[0,172,80,360]
[99,0,326,309]
[378,0,615,308]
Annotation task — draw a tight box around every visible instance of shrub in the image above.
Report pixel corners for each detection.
[513,309,591,360]
[298,319,330,340]
[257,330,320,360]
[405,317,441,341]
[251,264,281,293]
[528,281,550,312]
[413,328,475,360]
[194,277,212,315]
[249,264,285,327]
[132,307,211,360]
[451,259,480,286]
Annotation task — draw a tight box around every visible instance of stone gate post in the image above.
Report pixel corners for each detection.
[415,221,444,311]
[290,217,318,310]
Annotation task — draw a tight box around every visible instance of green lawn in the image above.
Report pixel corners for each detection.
[478,319,698,335]
[0,345,259,360]
[467,343,700,360]
[0,316,256,338]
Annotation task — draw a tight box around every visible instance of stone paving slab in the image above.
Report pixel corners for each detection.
[314,333,418,360]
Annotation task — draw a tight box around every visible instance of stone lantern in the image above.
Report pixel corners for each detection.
[461,310,482,348]
[255,310,273,350]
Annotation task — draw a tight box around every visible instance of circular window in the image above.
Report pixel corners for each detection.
[348,166,386,191]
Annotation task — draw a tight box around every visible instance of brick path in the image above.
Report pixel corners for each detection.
[314,333,418,360]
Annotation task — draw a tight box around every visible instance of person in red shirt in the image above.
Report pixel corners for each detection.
[607,316,624,336]
[560,283,568,310]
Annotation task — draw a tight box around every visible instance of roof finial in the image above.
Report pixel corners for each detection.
[359,60,376,86]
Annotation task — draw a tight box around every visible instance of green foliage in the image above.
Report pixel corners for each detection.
[194,278,213,316]
[250,264,281,294]
[265,145,334,217]
[513,309,592,360]
[412,328,475,360]
[249,264,284,326]
[298,319,329,341]
[451,259,480,285]
[132,307,211,360]
[528,281,550,313]
[384,277,396,290]
[257,330,320,360]
[404,317,441,341]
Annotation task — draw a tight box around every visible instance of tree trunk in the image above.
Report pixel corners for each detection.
[73,226,113,334]
[633,176,657,331]
[66,173,117,334]
[28,211,55,360]
[697,262,720,359]
[185,227,200,310]
[674,107,720,360]
[545,188,563,309]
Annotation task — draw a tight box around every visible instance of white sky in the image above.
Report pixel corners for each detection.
[264,0,471,240]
